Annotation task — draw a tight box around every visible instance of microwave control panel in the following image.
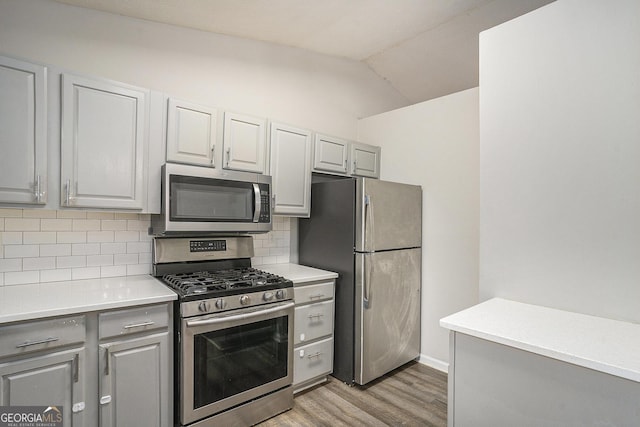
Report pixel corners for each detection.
[259,184,270,223]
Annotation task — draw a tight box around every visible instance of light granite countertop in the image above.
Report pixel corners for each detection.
[440,298,640,383]
[0,275,177,324]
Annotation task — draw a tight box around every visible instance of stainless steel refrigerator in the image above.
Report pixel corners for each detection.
[298,176,421,385]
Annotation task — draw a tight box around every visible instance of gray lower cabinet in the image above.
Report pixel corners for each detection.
[293,279,335,392]
[98,304,171,427]
[0,303,172,427]
[0,315,87,426]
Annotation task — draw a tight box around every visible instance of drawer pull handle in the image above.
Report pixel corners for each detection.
[307,352,322,360]
[123,321,155,330]
[16,336,59,348]
[308,313,324,320]
[309,294,325,300]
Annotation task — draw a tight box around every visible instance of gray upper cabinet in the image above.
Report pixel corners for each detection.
[269,122,312,217]
[222,111,267,173]
[350,142,381,178]
[166,98,218,167]
[0,55,47,204]
[61,73,149,210]
[312,133,349,175]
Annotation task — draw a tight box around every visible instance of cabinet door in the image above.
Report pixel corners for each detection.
[313,134,349,175]
[166,98,217,167]
[0,56,47,204]
[351,142,381,178]
[269,122,312,216]
[61,73,149,210]
[99,333,170,427]
[0,347,86,426]
[222,112,267,173]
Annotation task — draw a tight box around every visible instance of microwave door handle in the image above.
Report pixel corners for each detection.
[253,183,261,223]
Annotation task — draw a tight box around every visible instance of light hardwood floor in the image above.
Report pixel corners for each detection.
[258,362,448,427]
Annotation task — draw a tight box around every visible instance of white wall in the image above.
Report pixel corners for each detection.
[0,0,408,140]
[358,88,480,370]
[479,0,640,322]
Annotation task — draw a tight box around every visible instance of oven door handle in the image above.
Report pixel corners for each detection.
[185,301,294,327]
[252,183,261,223]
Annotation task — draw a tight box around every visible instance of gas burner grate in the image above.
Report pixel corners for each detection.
[161,268,291,298]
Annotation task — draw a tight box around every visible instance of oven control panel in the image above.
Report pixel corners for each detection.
[190,240,227,252]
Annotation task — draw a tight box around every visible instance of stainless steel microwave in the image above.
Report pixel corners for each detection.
[150,163,272,235]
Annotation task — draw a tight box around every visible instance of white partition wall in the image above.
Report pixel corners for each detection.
[479,0,640,323]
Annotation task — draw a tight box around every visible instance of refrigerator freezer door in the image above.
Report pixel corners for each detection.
[354,248,421,385]
[355,178,422,252]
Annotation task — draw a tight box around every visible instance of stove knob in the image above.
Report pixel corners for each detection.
[198,301,211,312]
[215,299,227,310]
[275,289,286,300]
[263,292,274,302]
[240,295,251,306]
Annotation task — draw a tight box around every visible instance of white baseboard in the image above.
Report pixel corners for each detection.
[417,354,449,373]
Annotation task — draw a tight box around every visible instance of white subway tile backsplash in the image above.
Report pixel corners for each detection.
[5,271,39,285]
[57,256,87,269]
[5,218,40,232]
[72,219,101,231]
[86,212,115,220]
[114,253,138,265]
[23,232,57,244]
[72,243,101,256]
[4,245,39,259]
[114,231,139,242]
[0,259,22,273]
[2,232,23,245]
[40,244,72,257]
[101,220,127,231]
[127,220,149,231]
[127,264,151,275]
[0,209,293,285]
[87,231,115,243]
[23,257,56,271]
[87,254,114,267]
[41,219,73,231]
[57,232,87,244]
[22,209,57,219]
[0,208,24,218]
[40,269,72,283]
[138,252,151,264]
[101,265,127,278]
[127,242,151,254]
[100,242,127,254]
[57,210,87,219]
[115,213,139,220]
[72,267,101,280]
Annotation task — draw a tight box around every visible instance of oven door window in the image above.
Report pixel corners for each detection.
[192,316,289,409]
[170,175,254,222]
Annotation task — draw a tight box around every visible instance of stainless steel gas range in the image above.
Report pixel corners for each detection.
[153,236,294,427]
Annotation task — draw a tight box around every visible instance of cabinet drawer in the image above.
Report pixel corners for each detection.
[0,315,86,358]
[99,303,169,339]
[294,281,334,304]
[293,337,333,386]
[294,300,334,345]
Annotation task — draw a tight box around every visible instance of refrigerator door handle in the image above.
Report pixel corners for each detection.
[363,253,372,308]
[363,194,375,252]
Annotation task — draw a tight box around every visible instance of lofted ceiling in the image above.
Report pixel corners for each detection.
[51,0,554,104]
